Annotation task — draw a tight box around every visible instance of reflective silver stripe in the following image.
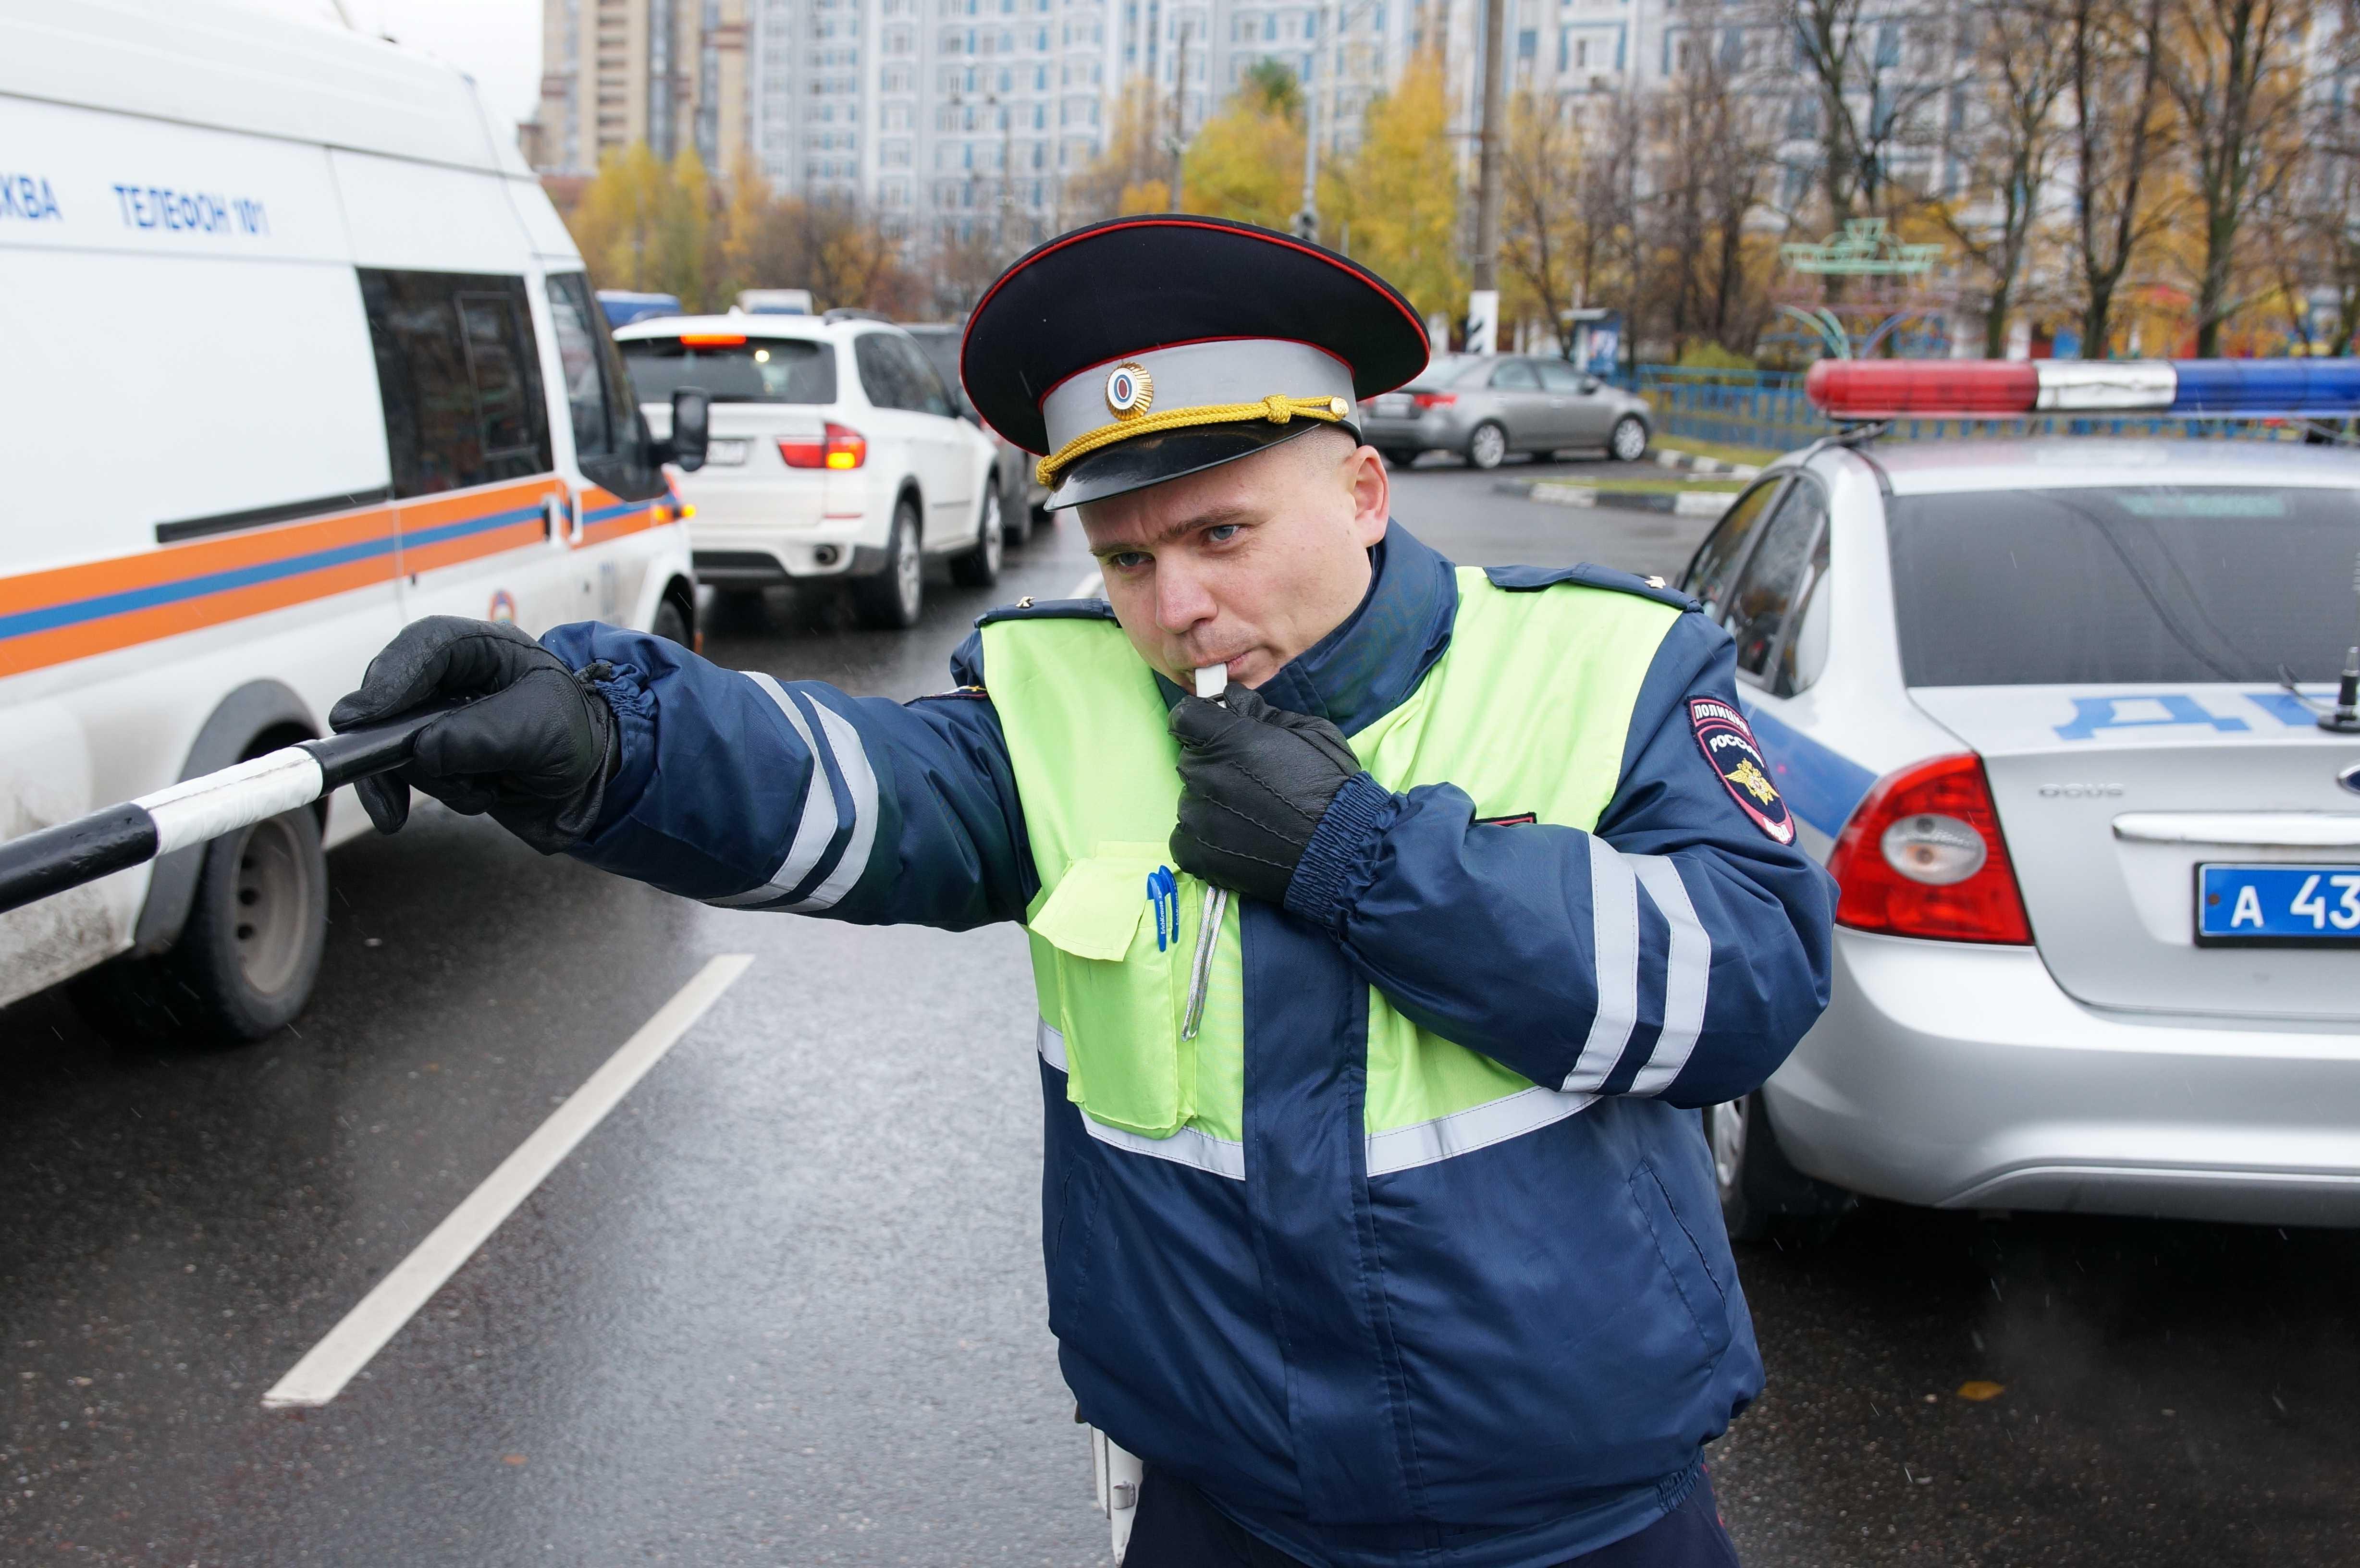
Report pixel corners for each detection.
[1364,1083,1598,1177]
[706,673,858,910]
[1036,1014,1069,1070]
[1563,838,1639,1092]
[787,700,880,912]
[1035,1020,1245,1180]
[1627,857,1711,1095]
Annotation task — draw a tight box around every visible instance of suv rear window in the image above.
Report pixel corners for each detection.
[618,336,836,404]
[1889,486,2360,686]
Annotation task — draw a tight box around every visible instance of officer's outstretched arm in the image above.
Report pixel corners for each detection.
[330,617,1033,930]
[1277,617,1838,1109]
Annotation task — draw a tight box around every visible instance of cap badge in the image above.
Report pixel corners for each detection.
[1105,363,1154,420]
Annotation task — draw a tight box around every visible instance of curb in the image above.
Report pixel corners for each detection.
[1652,445,1764,480]
[1501,480,1735,518]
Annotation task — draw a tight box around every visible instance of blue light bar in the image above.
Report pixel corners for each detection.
[2169,359,2360,414]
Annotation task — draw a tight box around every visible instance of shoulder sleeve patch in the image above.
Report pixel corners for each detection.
[973,596,1120,629]
[1482,563,1700,612]
[1690,697,1795,844]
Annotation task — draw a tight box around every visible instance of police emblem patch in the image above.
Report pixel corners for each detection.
[1690,697,1795,844]
[1105,363,1153,419]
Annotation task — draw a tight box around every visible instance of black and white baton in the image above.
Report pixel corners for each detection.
[0,705,458,917]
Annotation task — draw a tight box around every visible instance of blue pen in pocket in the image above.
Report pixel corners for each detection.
[1147,867,1179,952]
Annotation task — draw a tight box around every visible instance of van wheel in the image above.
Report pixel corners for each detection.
[853,498,924,629]
[950,485,1004,588]
[1707,1092,1854,1242]
[652,596,691,647]
[71,808,328,1047]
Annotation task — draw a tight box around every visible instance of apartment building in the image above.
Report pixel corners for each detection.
[533,0,750,176]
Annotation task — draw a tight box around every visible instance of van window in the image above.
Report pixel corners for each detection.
[619,336,837,404]
[546,272,667,502]
[357,270,551,497]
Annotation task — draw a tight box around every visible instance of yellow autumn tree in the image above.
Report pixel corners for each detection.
[568,142,715,309]
[1182,67,1306,227]
[1325,50,1462,322]
[1070,82,1174,220]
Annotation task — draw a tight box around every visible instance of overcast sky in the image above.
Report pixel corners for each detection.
[228,0,545,129]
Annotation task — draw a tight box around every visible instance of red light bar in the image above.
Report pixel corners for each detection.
[1805,360,2038,418]
[678,332,748,347]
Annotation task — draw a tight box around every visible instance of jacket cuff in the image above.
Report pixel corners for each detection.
[1284,770,1396,931]
[578,661,658,838]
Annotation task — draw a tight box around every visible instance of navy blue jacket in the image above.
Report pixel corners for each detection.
[546,525,1836,1566]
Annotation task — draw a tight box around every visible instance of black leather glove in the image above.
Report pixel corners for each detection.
[329,616,618,855]
[1169,686,1362,905]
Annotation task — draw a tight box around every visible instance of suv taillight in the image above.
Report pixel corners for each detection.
[1826,753,2033,944]
[778,423,867,470]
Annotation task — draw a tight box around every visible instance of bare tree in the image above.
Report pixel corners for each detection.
[1940,0,2073,353]
[2166,0,2310,353]
[1646,43,1776,353]
[2062,0,2175,355]
[2255,40,2360,354]
[1500,91,1587,345]
[1770,0,1963,235]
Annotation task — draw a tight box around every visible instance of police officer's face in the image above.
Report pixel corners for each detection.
[1080,433,1390,690]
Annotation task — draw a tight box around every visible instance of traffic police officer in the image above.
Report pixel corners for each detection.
[332,217,1836,1567]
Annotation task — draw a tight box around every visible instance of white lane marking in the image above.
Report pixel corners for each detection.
[261,954,755,1409]
[1066,568,1104,600]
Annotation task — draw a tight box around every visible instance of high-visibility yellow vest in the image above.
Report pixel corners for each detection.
[978,566,1679,1169]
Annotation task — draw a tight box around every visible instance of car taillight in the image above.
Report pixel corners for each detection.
[1825,753,2033,944]
[1411,391,1456,409]
[778,423,867,470]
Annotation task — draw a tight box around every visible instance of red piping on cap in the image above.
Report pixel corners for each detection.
[958,215,1431,448]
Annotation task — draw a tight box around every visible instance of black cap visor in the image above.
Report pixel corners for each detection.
[1046,420,1359,511]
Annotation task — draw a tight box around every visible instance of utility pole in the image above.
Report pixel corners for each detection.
[1293,0,1332,240]
[1467,0,1507,353]
[1170,20,1191,208]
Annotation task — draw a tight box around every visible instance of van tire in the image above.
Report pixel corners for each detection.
[853,498,925,629]
[71,808,327,1047]
[652,596,691,648]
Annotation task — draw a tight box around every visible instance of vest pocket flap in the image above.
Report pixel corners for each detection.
[1031,854,1160,962]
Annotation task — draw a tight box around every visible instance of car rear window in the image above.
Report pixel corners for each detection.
[618,336,836,404]
[1889,486,2360,686]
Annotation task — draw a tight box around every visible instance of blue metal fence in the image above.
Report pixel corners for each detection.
[1620,364,2323,454]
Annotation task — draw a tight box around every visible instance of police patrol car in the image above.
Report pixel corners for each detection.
[0,1,702,1041]
[1693,358,2360,1234]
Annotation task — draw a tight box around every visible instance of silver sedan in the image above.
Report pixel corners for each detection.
[1357,353,1653,469]
[1682,437,2360,1235]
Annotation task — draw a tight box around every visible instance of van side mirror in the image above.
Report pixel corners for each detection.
[664,387,710,472]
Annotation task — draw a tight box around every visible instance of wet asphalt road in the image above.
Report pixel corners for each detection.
[6,454,2360,1567]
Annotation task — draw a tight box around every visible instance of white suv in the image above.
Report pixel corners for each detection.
[616,314,1003,628]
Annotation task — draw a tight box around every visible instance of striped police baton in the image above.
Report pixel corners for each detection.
[0,705,458,917]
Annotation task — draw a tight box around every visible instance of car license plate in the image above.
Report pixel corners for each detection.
[2196,863,2360,943]
[1371,394,1412,417]
[704,439,750,466]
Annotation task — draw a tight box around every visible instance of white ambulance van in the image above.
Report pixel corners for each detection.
[0,0,704,1042]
